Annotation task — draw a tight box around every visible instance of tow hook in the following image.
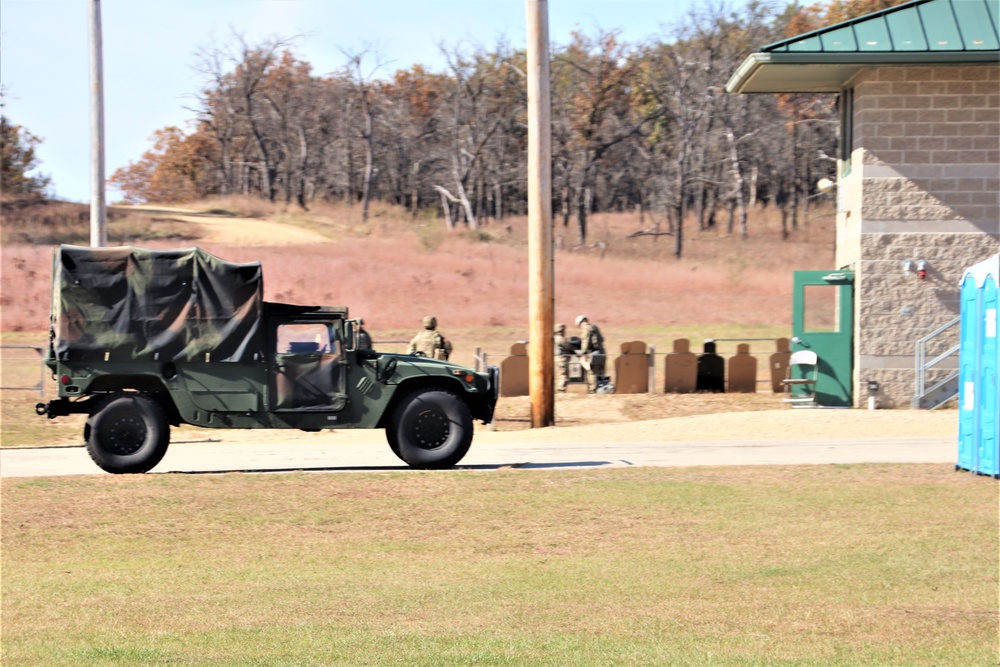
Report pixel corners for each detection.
[35,402,48,416]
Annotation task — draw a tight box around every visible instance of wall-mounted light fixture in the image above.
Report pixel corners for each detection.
[902,259,928,279]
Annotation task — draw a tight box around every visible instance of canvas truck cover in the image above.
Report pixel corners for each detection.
[52,245,264,362]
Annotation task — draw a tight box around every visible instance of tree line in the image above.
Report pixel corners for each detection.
[1,113,51,198]
[103,0,903,257]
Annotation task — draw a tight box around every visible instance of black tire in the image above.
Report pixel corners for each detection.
[388,390,473,469]
[385,425,401,457]
[85,394,170,474]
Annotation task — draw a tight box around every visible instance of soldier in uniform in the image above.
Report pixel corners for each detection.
[554,323,572,392]
[356,318,373,350]
[575,315,606,392]
[406,315,453,360]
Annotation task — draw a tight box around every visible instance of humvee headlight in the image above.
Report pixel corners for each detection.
[452,370,475,383]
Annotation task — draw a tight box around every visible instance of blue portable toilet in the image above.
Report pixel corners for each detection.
[957,254,999,478]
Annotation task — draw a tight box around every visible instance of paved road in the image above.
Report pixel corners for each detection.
[0,434,955,478]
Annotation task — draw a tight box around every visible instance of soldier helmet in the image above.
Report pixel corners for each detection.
[357,318,365,326]
[554,323,566,334]
[422,315,437,329]
[574,315,588,326]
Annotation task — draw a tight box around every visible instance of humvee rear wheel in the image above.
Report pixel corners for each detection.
[388,390,472,469]
[85,394,170,474]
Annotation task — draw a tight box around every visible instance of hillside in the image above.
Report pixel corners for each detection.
[0,197,836,351]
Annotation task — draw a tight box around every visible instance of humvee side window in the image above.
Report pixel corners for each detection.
[273,322,346,411]
[277,323,339,356]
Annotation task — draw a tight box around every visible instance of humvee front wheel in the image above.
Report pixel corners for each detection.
[388,390,472,469]
[85,394,170,474]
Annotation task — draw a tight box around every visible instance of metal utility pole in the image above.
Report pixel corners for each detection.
[526,0,554,427]
[89,0,107,247]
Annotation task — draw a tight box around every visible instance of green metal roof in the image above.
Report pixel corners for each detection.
[764,0,1000,53]
[726,0,1000,94]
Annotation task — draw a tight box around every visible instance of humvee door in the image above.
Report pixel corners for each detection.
[272,321,347,411]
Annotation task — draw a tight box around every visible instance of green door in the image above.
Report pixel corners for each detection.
[791,270,854,407]
[270,320,347,412]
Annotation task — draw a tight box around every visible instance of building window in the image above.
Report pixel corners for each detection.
[803,285,841,333]
[276,322,338,355]
[838,87,854,177]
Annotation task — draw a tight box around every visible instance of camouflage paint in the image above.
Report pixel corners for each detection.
[52,245,263,363]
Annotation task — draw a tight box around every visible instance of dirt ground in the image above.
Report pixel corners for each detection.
[482,398,955,444]
[6,205,948,450]
[134,206,330,245]
[488,392,956,444]
[165,392,956,449]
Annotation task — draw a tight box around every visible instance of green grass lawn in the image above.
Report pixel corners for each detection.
[2,465,996,666]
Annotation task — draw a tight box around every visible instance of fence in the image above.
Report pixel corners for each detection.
[1,345,46,398]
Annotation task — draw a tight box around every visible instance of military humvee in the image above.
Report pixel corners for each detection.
[35,245,498,474]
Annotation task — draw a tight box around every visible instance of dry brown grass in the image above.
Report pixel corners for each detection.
[0,197,830,445]
[2,198,826,447]
[1,197,201,246]
[0,332,85,447]
[1,197,835,335]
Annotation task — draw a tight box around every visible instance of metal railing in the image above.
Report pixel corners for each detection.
[913,317,960,409]
[0,345,46,398]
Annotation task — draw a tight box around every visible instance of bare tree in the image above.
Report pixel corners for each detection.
[436,43,516,230]
[131,10,843,243]
[553,29,660,245]
[342,47,387,222]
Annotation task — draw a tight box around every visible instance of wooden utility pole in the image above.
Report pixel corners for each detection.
[526,0,554,427]
[89,0,107,247]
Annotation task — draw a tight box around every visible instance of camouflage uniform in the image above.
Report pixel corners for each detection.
[407,316,453,360]
[357,328,372,349]
[554,323,571,392]
[356,319,373,349]
[576,315,606,392]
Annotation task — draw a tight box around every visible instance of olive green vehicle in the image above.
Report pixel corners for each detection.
[36,245,498,474]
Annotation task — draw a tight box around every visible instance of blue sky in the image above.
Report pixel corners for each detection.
[1,0,752,203]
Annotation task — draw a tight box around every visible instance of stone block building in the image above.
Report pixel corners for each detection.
[727,0,999,408]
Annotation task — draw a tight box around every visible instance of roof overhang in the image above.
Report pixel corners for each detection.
[725,51,999,94]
